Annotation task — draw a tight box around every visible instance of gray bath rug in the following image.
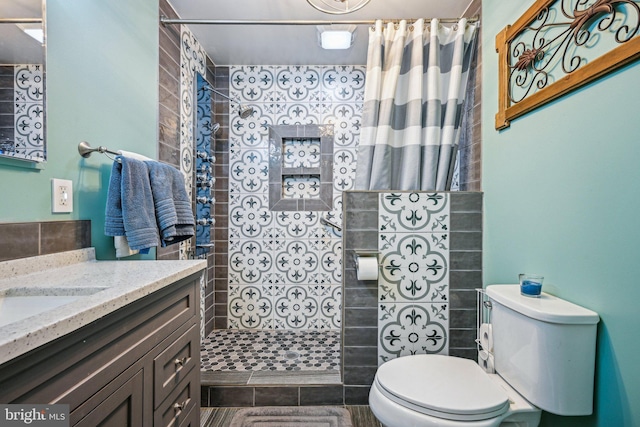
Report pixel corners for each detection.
[229,406,353,427]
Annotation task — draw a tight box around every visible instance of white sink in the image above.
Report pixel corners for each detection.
[0,287,107,327]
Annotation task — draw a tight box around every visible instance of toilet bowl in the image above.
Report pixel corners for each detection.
[369,355,541,427]
[369,285,599,427]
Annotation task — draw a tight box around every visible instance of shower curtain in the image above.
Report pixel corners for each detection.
[354,18,479,191]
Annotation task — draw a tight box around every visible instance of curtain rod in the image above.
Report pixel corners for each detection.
[160,16,479,26]
[0,18,43,24]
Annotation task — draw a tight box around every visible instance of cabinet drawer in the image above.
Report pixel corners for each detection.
[72,369,144,427]
[154,374,198,427]
[154,324,198,408]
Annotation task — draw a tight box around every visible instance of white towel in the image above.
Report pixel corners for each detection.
[114,236,139,258]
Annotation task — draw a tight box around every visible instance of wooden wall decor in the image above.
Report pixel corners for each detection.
[495,0,640,130]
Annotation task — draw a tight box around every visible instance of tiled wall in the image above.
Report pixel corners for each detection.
[378,193,451,362]
[158,0,220,336]
[224,65,365,331]
[342,191,482,404]
[0,220,91,262]
[0,65,45,161]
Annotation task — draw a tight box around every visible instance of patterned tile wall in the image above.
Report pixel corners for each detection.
[227,65,365,330]
[342,191,482,404]
[378,193,450,364]
[0,65,44,161]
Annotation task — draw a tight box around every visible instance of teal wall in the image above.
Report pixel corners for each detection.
[0,0,159,260]
[482,1,640,426]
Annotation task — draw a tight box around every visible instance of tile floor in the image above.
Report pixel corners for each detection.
[201,329,341,372]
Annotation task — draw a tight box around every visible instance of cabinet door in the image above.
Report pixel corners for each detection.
[73,370,144,427]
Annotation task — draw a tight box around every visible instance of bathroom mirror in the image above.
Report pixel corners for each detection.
[0,0,46,163]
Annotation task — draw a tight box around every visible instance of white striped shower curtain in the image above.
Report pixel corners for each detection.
[355,18,479,191]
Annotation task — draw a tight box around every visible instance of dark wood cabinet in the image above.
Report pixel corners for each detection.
[0,273,201,427]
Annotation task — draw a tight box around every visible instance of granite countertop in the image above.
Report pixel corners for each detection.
[0,248,207,366]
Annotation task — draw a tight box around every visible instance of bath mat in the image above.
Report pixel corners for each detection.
[229,406,353,427]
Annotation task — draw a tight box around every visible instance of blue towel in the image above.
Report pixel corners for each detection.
[105,156,160,250]
[145,161,195,247]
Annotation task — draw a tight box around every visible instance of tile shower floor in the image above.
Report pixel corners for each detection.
[201,329,341,372]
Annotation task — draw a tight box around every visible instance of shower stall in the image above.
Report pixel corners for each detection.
[157,0,482,406]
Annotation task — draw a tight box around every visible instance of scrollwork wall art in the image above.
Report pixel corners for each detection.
[495,0,640,129]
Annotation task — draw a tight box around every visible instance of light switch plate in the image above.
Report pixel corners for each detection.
[51,178,73,213]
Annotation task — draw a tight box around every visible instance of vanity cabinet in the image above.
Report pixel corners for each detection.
[0,273,201,427]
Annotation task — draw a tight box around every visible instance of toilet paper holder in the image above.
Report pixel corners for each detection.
[475,288,493,352]
[352,250,379,265]
[353,251,380,281]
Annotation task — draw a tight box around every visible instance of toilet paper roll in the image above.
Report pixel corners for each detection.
[356,256,379,281]
[479,323,494,352]
[478,350,495,373]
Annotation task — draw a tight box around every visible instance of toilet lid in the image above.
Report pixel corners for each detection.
[375,355,510,421]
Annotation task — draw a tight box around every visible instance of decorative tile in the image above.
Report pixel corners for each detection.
[179,26,206,202]
[228,285,273,329]
[282,175,321,199]
[225,64,365,330]
[275,104,320,126]
[378,303,449,365]
[378,192,451,363]
[314,285,342,329]
[378,233,448,303]
[229,193,273,240]
[274,211,320,238]
[274,241,319,284]
[282,138,321,168]
[10,64,45,161]
[273,285,318,328]
[379,192,450,233]
[320,239,342,285]
[333,148,357,192]
[322,66,366,102]
[229,149,269,193]
[276,66,322,102]
[230,104,272,148]
[230,65,276,102]
[201,329,340,371]
[229,240,273,285]
[325,103,362,147]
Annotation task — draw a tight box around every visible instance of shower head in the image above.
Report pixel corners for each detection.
[204,85,254,119]
[238,105,254,119]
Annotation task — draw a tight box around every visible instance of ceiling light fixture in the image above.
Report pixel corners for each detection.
[306,0,371,15]
[317,25,356,50]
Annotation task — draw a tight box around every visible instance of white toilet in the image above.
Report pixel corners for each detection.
[369,285,600,427]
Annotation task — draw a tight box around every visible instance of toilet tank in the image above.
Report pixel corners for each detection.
[486,285,599,416]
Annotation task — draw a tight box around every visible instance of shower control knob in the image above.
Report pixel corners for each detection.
[196,173,210,182]
[196,151,216,163]
[196,196,216,204]
[198,165,212,174]
[197,178,215,188]
[196,217,215,226]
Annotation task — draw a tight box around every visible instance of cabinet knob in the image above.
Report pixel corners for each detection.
[174,357,188,367]
[173,401,186,414]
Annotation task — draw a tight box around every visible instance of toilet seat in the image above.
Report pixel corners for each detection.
[374,355,510,422]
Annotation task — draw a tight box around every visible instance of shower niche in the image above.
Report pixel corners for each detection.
[268,124,334,211]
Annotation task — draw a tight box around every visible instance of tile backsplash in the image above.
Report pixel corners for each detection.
[0,220,91,262]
